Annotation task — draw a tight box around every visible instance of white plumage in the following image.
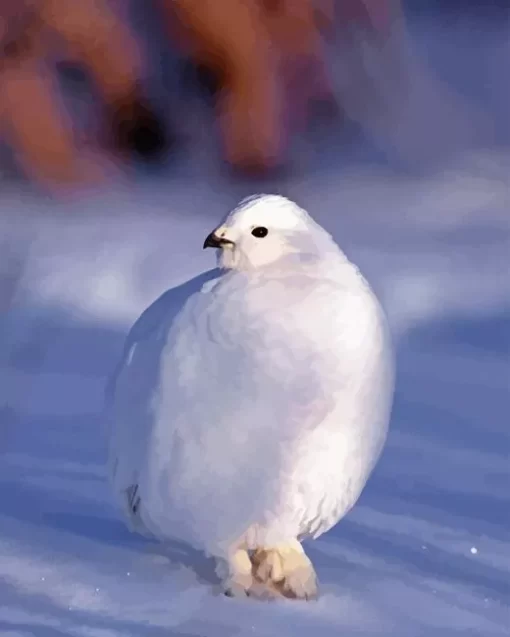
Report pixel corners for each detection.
[106,195,394,599]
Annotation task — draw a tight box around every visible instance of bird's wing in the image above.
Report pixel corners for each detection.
[104,268,222,528]
[105,268,221,406]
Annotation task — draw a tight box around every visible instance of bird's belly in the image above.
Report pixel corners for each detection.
[138,337,391,553]
[137,418,385,553]
[239,415,388,549]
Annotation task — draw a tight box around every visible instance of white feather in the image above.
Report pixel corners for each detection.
[105,195,394,558]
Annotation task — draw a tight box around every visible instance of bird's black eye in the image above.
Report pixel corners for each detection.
[251,226,268,238]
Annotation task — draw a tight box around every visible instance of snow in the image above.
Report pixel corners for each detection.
[1,8,509,637]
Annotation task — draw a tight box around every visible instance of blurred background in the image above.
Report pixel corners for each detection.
[0,0,508,193]
[0,2,509,635]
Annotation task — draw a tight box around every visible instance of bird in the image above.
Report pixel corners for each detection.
[105,194,394,600]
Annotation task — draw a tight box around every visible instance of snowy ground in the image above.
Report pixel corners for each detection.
[0,8,509,637]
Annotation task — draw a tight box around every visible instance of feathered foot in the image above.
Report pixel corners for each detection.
[252,540,318,600]
[216,548,253,598]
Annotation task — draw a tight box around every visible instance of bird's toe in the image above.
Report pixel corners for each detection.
[223,581,252,598]
[278,564,318,600]
[217,550,254,599]
[252,542,318,601]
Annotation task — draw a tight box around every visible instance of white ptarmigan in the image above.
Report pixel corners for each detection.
[106,194,394,600]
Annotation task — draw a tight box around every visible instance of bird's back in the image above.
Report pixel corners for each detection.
[105,268,221,532]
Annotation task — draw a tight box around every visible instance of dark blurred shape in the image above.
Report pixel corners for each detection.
[109,95,172,162]
[193,62,222,99]
[55,61,88,85]
[163,0,338,174]
[0,0,168,194]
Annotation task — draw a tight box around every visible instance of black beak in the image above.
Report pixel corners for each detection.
[203,232,234,249]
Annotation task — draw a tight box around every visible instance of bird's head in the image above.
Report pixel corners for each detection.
[203,195,340,271]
